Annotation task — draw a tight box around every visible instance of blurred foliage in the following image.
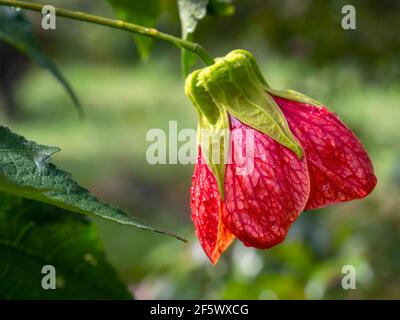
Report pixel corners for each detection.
[194,0,400,80]
[0,7,80,115]
[0,194,132,299]
[0,0,399,299]
[257,0,400,80]
[23,0,399,79]
[106,0,161,61]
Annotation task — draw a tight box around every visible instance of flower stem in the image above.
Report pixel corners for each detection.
[0,0,215,66]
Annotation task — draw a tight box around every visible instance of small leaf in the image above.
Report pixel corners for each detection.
[181,33,198,77]
[0,193,132,299]
[0,126,186,242]
[0,7,83,118]
[178,0,236,76]
[107,0,161,61]
[178,0,208,39]
[207,0,235,16]
[178,0,209,76]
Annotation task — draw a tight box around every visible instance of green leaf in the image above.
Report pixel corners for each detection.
[107,0,161,61]
[0,7,83,118]
[0,126,186,242]
[178,0,208,39]
[0,193,132,299]
[178,0,235,76]
[185,70,229,198]
[178,0,208,76]
[198,50,303,159]
[207,0,235,16]
[181,33,198,77]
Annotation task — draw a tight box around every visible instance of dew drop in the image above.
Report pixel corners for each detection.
[237,200,244,210]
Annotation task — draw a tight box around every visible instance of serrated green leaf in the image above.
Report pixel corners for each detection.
[0,7,83,118]
[107,0,161,61]
[185,70,229,198]
[199,50,303,159]
[0,193,132,299]
[0,126,186,242]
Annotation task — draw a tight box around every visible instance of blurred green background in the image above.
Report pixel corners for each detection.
[0,0,399,299]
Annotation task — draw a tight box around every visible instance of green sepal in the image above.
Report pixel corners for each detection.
[198,50,303,159]
[185,71,229,199]
[229,49,270,87]
[265,88,324,107]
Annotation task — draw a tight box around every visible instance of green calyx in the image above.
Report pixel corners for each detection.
[185,49,310,198]
[185,70,229,199]
[199,50,303,159]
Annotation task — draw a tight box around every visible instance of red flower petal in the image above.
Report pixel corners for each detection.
[191,149,235,264]
[275,96,377,210]
[222,116,310,248]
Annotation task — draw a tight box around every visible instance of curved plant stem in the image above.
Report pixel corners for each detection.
[0,0,215,66]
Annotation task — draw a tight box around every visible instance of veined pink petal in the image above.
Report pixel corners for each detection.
[222,116,310,248]
[275,96,377,210]
[191,149,235,264]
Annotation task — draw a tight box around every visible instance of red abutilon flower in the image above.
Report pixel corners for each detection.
[185,50,377,264]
